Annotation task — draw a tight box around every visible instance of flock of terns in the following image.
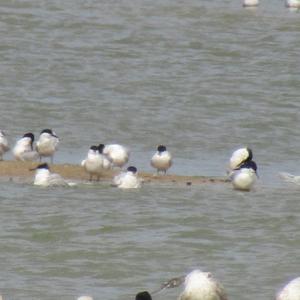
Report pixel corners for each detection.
[242,0,300,8]
[0,3,298,300]
[0,131,297,300]
[0,130,173,189]
[0,129,259,190]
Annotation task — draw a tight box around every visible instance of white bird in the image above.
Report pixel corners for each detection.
[13,132,39,161]
[77,296,94,300]
[36,129,59,163]
[285,0,300,8]
[98,144,113,170]
[0,130,9,160]
[243,0,259,7]
[231,160,257,191]
[179,269,228,300]
[113,166,141,189]
[151,145,172,175]
[276,277,300,300]
[32,163,68,187]
[136,291,152,300]
[81,145,105,181]
[102,143,129,168]
[228,147,253,172]
[279,172,300,184]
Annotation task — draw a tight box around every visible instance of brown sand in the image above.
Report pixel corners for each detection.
[0,160,229,185]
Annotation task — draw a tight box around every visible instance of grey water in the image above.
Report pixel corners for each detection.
[0,0,300,299]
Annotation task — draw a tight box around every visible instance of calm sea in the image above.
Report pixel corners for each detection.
[0,1,300,299]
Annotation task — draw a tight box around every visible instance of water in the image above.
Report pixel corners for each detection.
[0,0,300,299]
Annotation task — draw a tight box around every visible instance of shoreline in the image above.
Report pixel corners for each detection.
[0,160,229,185]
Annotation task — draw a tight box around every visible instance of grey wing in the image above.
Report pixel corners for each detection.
[113,174,123,186]
[22,150,39,161]
[49,173,67,186]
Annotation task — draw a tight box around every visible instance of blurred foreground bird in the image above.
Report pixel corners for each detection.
[179,269,228,300]
[276,277,300,300]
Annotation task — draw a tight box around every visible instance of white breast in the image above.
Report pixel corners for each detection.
[151,151,172,171]
[13,138,39,161]
[36,133,59,156]
[81,151,104,175]
[113,172,141,189]
[232,168,256,191]
[34,169,66,187]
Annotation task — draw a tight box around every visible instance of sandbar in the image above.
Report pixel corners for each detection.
[0,160,229,185]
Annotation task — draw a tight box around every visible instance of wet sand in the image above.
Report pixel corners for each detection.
[0,160,229,185]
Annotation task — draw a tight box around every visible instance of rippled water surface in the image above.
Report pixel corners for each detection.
[0,1,300,299]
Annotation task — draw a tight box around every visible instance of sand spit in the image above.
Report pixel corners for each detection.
[0,160,229,185]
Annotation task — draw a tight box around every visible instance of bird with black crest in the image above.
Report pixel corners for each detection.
[36,129,59,163]
[13,132,39,161]
[151,145,172,175]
